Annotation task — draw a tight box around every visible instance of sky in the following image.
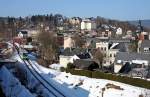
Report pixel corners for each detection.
[0,0,150,20]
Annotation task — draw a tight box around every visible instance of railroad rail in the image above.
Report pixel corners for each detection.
[14,44,66,97]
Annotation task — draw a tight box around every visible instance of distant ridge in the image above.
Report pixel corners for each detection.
[129,20,150,28]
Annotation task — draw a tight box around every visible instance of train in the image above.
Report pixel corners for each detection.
[21,52,29,60]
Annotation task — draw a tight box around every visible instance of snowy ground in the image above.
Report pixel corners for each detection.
[0,66,35,97]
[30,60,150,97]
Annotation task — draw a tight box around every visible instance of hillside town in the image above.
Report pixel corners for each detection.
[0,0,150,97]
[1,15,150,78]
[0,15,150,97]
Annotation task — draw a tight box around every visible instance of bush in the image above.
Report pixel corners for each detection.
[65,69,150,89]
[67,63,75,69]
[60,67,65,72]
[69,69,92,77]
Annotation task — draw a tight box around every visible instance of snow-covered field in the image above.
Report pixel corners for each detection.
[30,60,150,97]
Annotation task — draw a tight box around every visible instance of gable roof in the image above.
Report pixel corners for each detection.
[62,48,90,56]
[112,43,129,52]
[74,59,98,69]
[141,40,150,48]
[116,52,150,62]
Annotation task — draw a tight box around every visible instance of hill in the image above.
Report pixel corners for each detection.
[129,20,150,28]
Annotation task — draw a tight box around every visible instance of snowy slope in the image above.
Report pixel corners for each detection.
[29,61,150,97]
[0,66,35,97]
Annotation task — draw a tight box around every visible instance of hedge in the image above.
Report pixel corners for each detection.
[65,69,150,89]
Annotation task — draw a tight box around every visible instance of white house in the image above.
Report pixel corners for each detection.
[116,27,123,35]
[81,19,96,31]
[18,31,28,38]
[59,55,80,68]
[27,30,40,41]
[59,48,91,68]
[96,41,119,66]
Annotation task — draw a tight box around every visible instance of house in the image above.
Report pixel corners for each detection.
[69,17,81,25]
[139,32,149,40]
[18,31,28,38]
[74,59,99,70]
[116,27,123,35]
[63,34,75,49]
[123,30,133,39]
[81,19,96,31]
[114,52,150,74]
[95,39,130,67]
[96,41,115,67]
[59,48,91,67]
[27,30,40,41]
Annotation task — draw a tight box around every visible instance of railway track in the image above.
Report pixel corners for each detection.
[26,60,66,97]
[14,44,67,97]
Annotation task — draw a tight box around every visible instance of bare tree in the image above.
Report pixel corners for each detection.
[93,49,104,69]
[37,29,58,67]
[73,34,85,48]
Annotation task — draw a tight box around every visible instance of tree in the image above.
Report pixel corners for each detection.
[128,40,138,52]
[37,29,58,66]
[93,49,104,69]
[73,34,85,48]
[26,37,32,44]
[67,63,75,69]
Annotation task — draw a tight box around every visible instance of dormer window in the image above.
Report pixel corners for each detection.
[144,47,149,52]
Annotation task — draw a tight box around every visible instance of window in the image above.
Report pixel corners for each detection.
[101,47,103,51]
[110,54,112,57]
[114,54,116,57]
[104,47,106,51]
[110,61,112,64]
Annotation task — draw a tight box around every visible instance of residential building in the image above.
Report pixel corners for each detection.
[69,17,81,25]
[74,59,99,70]
[18,31,28,38]
[116,27,123,35]
[27,30,40,41]
[63,34,75,49]
[59,48,91,67]
[81,19,96,31]
[114,52,150,74]
[95,39,130,67]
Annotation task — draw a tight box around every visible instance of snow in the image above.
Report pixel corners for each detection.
[29,60,77,97]
[21,45,34,49]
[29,61,150,97]
[0,66,35,97]
[11,54,58,97]
[27,53,37,60]
[132,60,148,66]
[49,64,63,70]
